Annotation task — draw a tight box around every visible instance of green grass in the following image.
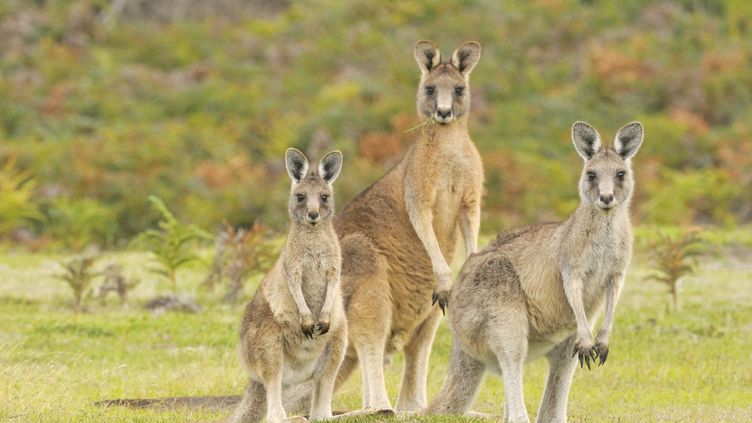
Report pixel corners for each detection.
[1,244,752,422]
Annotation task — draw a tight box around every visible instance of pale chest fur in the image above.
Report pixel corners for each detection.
[267,227,340,320]
[412,130,483,245]
[565,213,632,313]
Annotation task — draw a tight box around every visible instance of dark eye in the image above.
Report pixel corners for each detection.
[320,194,329,203]
[616,171,626,180]
[586,171,597,182]
[455,86,465,96]
[425,86,435,96]
[296,194,305,203]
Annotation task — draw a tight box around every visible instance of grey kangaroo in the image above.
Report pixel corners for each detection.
[225,148,347,423]
[423,121,644,423]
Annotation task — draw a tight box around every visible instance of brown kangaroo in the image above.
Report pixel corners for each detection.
[284,40,484,414]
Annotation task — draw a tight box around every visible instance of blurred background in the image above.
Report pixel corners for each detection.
[2,2,751,421]
[1,0,751,249]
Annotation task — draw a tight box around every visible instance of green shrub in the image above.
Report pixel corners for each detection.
[54,254,101,310]
[646,229,705,310]
[0,158,44,237]
[134,196,210,293]
[47,198,116,250]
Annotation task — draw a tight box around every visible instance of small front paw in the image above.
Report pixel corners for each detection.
[432,290,450,315]
[594,341,609,366]
[572,338,597,370]
[316,319,330,335]
[301,315,315,339]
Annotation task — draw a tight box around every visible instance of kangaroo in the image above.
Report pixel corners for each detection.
[422,121,644,423]
[225,148,347,423]
[284,40,484,414]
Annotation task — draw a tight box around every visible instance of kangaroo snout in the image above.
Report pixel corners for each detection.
[599,193,614,205]
[434,108,453,123]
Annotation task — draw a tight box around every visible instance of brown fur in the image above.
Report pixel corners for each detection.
[284,41,484,414]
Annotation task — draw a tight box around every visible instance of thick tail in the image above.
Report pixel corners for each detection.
[422,339,485,415]
[95,395,240,410]
[282,346,360,413]
[225,381,266,423]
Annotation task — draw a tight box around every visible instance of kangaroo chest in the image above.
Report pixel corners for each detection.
[430,148,482,241]
[299,248,336,314]
[578,230,627,310]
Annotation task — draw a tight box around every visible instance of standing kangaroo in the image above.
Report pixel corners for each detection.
[423,122,644,423]
[226,148,347,423]
[285,40,484,414]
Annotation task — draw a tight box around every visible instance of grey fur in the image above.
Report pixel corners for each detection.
[224,150,347,423]
[423,122,644,423]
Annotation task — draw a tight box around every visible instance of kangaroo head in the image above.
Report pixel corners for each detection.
[414,40,481,124]
[572,121,644,212]
[285,148,343,227]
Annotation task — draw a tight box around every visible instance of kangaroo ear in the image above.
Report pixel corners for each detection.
[415,40,441,75]
[614,121,644,160]
[572,121,602,161]
[318,150,343,185]
[451,41,481,76]
[285,148,309,183]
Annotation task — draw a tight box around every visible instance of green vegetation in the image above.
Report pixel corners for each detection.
[1,246,751,422]
[53,254,101,310]
[0,159,44,237]
[1,1,751,422]
[647,229,705,310]
[202,222,278,304]
[134,196,210,293]
[2,1,752,248]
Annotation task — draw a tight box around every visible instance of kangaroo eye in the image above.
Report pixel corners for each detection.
[616,171,626,180]
[455,86,465,96]
[321,194,329,203]
[296,194,305,203]
[586,171,597,182]
[425,86,435,96]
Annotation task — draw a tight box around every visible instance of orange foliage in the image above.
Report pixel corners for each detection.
[717,138,752,184]
[194,156,253,189]
[702,49,746,73]
[358,113,415,163]
[589,43,653,88]
[668,108,710,136]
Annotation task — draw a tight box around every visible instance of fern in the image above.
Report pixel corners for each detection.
[647,229,705,310]
[54,255,101,310]
[135,196,210,293]
[0,158,44,236]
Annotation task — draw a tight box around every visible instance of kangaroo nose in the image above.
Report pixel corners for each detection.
[307,211,319,220]
[600,194,614,204]
[436,108,452,119]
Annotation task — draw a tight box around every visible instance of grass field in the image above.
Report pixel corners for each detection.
[1,235,752,422]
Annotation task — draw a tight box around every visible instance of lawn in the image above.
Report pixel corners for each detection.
[1,236,751,422]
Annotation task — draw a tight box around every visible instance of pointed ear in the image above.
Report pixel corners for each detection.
[318,150,342,185]
[451,41,481,76]
[572,121,602,161]
[414,40,441,75]
[285,148,309,183]
[614,121,644,160]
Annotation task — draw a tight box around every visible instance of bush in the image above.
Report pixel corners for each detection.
[134,196,210,293]
[54,254,101,310]
[0,158,43,237]
[646,229,705,310]
[203,222,278,303]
